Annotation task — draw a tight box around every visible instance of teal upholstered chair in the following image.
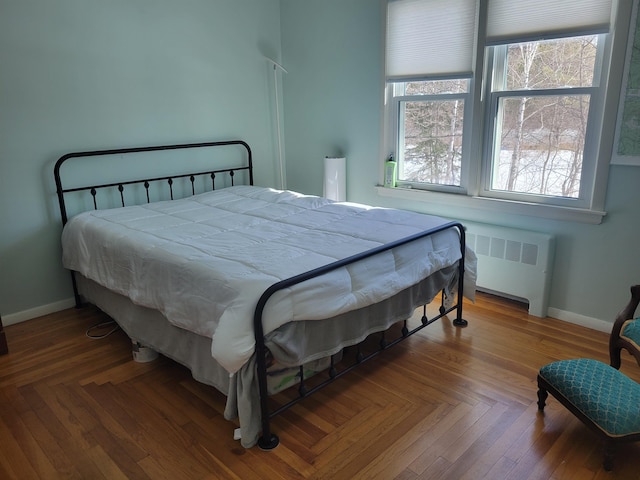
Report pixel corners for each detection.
[537,358,640,471]
[610,285,640,369]
[537,285,640,471]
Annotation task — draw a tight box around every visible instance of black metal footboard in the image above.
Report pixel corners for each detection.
[253,221,467,450]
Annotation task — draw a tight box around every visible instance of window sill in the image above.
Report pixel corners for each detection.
[374,186,606,225]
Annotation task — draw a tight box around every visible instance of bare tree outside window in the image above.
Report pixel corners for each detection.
[394,36,597,199]
[492,36,597,198]
[397,80,466,187]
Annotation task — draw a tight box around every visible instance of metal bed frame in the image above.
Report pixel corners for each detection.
[54,139,468,450]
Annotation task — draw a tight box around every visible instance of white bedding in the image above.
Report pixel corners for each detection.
[62,186,470,374]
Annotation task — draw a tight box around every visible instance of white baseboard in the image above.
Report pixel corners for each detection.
[3,299,613,335]
[3,298,76,326]
[547,307,612,334]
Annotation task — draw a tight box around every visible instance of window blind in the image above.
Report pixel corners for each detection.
[385,0,477,81]
[386,0,615,80]
[486,0,614,44]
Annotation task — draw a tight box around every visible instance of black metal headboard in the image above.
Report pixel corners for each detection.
[54,140,253,225]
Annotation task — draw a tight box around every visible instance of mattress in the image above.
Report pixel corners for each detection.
[62,185,473,374]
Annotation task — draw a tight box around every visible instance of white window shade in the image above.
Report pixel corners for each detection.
[487,0,614,44]
[386,0,477,81]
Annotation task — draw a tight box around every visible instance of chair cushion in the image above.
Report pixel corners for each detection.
[539,358,640,437]
[621,318,640,348]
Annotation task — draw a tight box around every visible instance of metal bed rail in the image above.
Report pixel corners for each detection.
[253,221,467,450]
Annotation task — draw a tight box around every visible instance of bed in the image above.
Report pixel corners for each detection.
[54,139,477,449]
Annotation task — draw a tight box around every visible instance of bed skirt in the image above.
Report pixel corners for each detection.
[76,264,459,447]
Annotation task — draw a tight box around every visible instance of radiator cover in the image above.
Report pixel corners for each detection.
[464,222,555,317]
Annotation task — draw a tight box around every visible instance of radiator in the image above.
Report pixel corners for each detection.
[464,222,555,317]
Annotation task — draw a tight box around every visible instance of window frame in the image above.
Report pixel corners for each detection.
[480,38,605,209]
[381,0,632,223]
[391,80,472,194]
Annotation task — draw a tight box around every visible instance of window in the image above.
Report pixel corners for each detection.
[395,79,468,189]
[385,0,628,216]
[484,35,600,206]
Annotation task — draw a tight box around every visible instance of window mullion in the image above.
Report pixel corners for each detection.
[465,0,489,197]
[395,93,468,103]
[491,87,597,98]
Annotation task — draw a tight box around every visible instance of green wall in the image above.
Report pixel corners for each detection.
[2,0,639,328]
[280,0,640,325]
[0,0,282,322]
[279,0,384,201]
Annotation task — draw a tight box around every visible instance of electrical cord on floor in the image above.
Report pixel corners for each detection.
[86,319,120,339]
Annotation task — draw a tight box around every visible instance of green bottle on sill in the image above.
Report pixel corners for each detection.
[384,155,397,188]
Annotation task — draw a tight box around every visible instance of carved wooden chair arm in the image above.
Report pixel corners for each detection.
[610,285,640,369]
[611,285,640,337]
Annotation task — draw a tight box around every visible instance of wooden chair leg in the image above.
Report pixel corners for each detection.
[0,316,7,355]
[603,441,615,472]
[537,386,548,411]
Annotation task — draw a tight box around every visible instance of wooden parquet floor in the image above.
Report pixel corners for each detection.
[1,292,639,479]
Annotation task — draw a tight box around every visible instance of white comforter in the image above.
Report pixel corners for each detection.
[62,186,468,373]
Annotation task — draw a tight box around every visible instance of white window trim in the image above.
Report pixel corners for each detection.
[482,85,600,209]
[374,184,607,224]
[379,0,633,225]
